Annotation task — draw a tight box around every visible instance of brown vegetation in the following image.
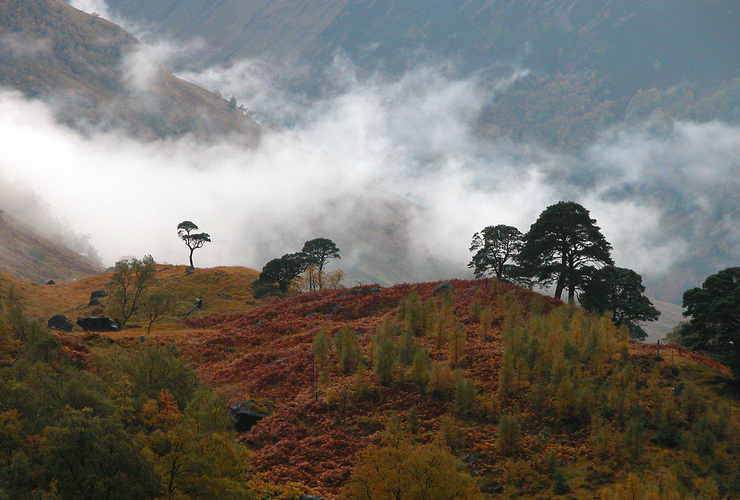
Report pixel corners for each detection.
[2,269,738,499]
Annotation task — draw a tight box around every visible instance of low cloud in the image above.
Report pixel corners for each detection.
[121,38,207,101]
[1,41,739,300]
[0,33,51,59]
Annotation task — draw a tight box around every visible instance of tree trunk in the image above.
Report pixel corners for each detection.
[554,275,565,300]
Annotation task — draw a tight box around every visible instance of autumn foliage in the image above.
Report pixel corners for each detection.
[2,273,739,499]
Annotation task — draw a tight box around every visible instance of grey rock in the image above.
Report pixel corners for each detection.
[76,317,120,332]
[433,282,454,296]
[47,314,73,332]
[228,401,268,433]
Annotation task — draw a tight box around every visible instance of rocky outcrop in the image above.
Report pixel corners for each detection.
[228,401,268,433]
[76,317,119,332]
[47,314,73,332]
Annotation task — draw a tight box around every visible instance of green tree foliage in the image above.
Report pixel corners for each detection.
[107,255,157,328]
[0,299,253,500]
[426,362,455,399]
[313,328,332,393]
[448,321,467,368]
[518,201,613,303]
[453,376,477,419]
[678,267,740,377]
[334,326,361,374]
[468,224,523,282]
[140,391,252,500]
[343,433,480,500]
[40,407,160,500]
[301,238,341,290]
[253,253,311,297]
[409,348,430,389]
[496,413,523,456]
[102,344,198,407]
[374,334,396,387]
[177,221,212,268]
[579,266,660,340]
[397,291,433,336]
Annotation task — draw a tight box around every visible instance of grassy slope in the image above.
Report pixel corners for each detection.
[5,264,259,335]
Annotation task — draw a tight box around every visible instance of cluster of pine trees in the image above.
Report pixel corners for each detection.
[469,201,660,339]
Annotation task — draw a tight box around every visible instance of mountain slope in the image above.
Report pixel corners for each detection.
[0,0,262,141]
[0,212,102,284]
[5,261,737,498]
[176,279,739,498]
[103,0,740,96]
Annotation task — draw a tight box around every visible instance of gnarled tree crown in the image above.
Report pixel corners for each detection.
[518,201,613,303]
[468,224,523,282]
[177,220,211,268]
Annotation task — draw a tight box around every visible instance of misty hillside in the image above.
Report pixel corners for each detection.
[0,212,102,284]
[102,0,740,93]
[0,0,262,141]
[102,0,740,148]
[1,0,738,310]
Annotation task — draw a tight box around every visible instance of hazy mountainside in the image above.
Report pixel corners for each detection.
[0,212,102,284]
[103,0,740,94]
[0,0,262,141]
[643,299,684,343]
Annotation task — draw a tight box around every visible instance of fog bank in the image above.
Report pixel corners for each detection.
[1,32,739,299]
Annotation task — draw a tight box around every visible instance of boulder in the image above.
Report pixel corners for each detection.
[46,280,56,285]
[47,314,73,332]
[90,289,107,299]
[76,317,119,332]
[228,401,268,433]
[433,282,454,296]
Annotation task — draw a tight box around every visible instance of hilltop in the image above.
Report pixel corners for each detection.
[0,0,262,141]
[5,264,259,332]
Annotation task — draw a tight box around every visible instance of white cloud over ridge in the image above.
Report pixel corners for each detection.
[1,35,739,300]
